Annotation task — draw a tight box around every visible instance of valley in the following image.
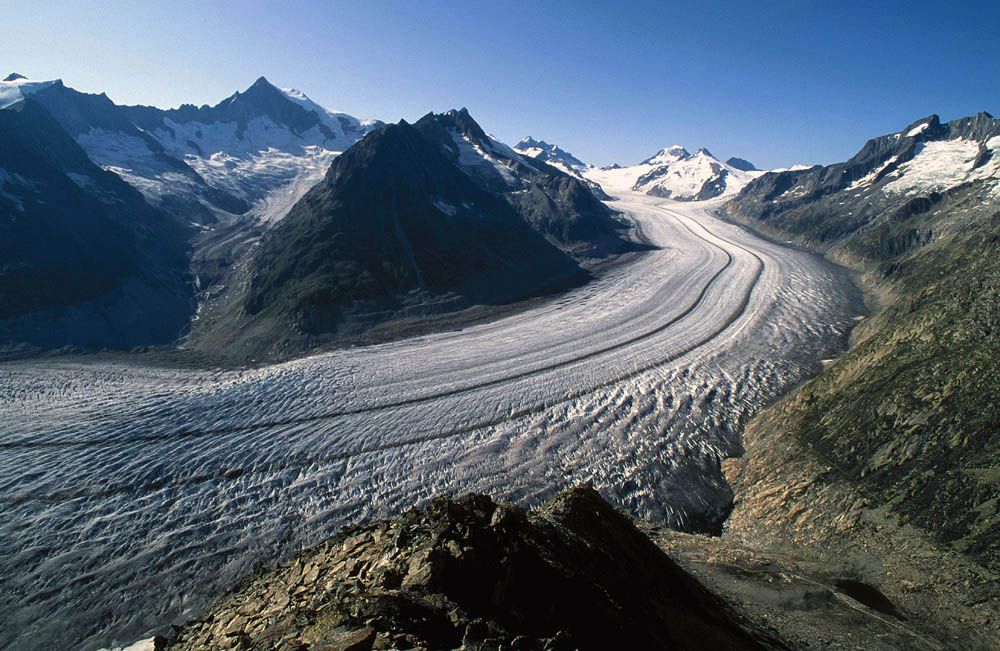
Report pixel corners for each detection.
[0,192,862,650]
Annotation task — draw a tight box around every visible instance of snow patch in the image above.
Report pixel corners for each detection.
[0,168,36,211]
[0,75,57,109]
[433,200,457,216]
[846,156,898,191]
[448,128,518,186]
[883,139,981,195]
[906,122,930,138]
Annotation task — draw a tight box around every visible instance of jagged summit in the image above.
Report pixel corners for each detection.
[3,72,27,82]
[514,136,589,173]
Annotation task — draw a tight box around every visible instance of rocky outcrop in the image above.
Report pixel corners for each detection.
[726,157,757,172]
[164,487,772,650]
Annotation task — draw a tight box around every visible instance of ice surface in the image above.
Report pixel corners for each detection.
[883,139,981,195]
[0,192,862,650]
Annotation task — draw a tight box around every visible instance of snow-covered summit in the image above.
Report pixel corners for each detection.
[641,145,691,166]
[514,136,589,173]
[584,145,763,201]
[21,75,382,225]
[0,73,59,109]
[279,85,382,139]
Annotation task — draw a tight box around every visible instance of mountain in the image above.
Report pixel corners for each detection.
[163,487,772,650]
[414,109,629,256]
[725,156,757,171]
[2,74,381,226]
[728,112,1000,252]
[514,136,589,172]
[0,98,192,349]
[583,145,762,200]
[724,111,1000,619]
[0,77,639,360]
[190,110,639,359]
[513,135,611,200]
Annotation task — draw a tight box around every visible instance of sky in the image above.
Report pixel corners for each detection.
[2,0,998,169]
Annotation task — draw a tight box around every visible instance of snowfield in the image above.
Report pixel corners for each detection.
[0,192,862,650]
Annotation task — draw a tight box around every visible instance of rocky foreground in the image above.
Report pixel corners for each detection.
[150,483,1000,651]
[160,487,772,650]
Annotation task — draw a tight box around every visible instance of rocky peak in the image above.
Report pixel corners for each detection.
[434,107,492,147]
[3,72,27,82]
[517,136,544,149]
[726,156,757,171]
[164,487,770,650]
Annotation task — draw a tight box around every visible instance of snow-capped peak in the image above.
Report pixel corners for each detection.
[642,145,692,165]
[278,85,381,136]
[513,136,589,172]
[0,74,59,109]
[584,143,763,201]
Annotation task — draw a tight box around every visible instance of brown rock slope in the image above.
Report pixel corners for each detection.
[165,487,775,650]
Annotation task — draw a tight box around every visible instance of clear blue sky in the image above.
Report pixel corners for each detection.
[3,0,998,169]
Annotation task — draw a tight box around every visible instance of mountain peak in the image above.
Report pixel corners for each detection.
[642,145,690,165]
[518,136,547,149]
[3,73,27,82]
[695,147,716,159]
[427,107,490,144]
[513,136,589,171]
[726,156,757,172]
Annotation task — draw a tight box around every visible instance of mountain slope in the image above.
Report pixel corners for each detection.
[514,136,589,172]
[0,99,192,349]
[724,112,1000,576]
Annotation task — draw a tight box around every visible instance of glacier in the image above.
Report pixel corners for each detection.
[0,191,863,650]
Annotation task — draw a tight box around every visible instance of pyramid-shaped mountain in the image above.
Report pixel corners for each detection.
[222,117,587,352]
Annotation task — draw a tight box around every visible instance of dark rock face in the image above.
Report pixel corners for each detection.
[165,487,771,650]
[0,100,193,349]
[726,157,757,172]
[242,120,584,336]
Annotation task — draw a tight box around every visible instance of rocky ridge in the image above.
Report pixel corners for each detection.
[162,487,772,651]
